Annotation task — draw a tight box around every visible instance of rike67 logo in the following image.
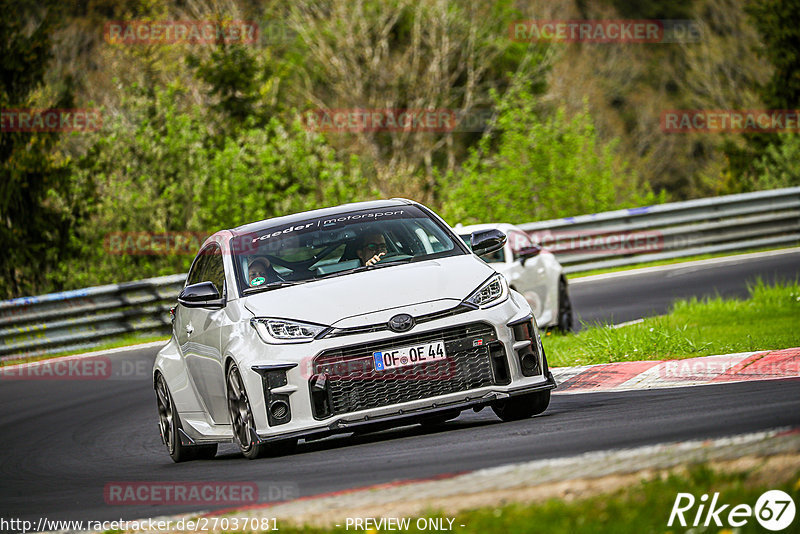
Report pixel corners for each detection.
[669,490,796,531]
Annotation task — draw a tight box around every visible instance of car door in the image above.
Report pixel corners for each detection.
[507,230,548,319]
[175,250,209,355]
[193,245,229,424]
[179,244,229,424]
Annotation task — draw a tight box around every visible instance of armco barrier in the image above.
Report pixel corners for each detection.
[1,188,799,359]
[0,274,186,360]
[519,187,800,273]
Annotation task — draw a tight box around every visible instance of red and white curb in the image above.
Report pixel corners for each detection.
[551,347,800,394]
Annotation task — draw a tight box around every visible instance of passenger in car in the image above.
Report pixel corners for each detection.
[247,257,283,286]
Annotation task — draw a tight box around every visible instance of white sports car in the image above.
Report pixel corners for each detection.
[458,223,573,332]
[154,200,556,462]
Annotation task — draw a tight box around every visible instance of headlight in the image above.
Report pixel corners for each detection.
[464,273,509,308]
[251,318,328,344]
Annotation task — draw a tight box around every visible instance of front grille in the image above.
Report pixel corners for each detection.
[311,322,498,417]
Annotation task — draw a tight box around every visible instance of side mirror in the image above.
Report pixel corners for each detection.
[178,281,224,309]
[471,229,507,256]
[519,245,542,265]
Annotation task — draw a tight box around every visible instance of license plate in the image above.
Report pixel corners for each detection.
[373,340,447,371]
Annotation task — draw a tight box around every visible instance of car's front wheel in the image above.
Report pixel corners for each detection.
[556,276,573,332]
[226,364,266,459]
[492,390,551,422]
[156,374,217,462]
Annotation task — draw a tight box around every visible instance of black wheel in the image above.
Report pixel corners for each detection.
[156,374,215,462]
[491,390,551,422]
[556,276,573,333]
[419,410,460,427]
[226,364,266,459]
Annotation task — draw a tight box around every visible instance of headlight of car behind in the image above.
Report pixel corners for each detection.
[464,273,509,309]
[251,317,328,344]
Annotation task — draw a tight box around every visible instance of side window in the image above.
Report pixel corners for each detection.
[185,244,226,295]
[508,231,533,260]
[202,245,226,295]
[186,250,210,287]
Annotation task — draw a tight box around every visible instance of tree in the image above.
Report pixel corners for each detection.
[65,83,374,288]
[441,84,659,225]
[725,0,800,189]
[286,0,549,203]
[0,0,84,298]
[746,0,800,110]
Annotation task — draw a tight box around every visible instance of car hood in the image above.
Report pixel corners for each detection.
[242,254,494,327]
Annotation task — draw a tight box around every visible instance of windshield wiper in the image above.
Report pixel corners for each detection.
[314,266,369,280]
[372,256,414,267]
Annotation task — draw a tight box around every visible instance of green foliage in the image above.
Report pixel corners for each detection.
[441,85,660,225]
[746,0,800,110]
[0,0,84,299]
[602,0,695,18]
[725,0,800,189]
[750,133,800,189]
[63,84,374,289]
[186,43,272,132]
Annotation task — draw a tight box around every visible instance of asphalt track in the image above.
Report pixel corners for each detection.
[1,251,798,526]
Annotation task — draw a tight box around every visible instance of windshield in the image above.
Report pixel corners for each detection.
[233,206,466,293]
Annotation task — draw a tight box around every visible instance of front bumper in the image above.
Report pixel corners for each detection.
[240,293,555,442]
[255,371,556,443]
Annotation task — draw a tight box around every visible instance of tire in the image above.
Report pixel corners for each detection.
[193,443,219,460]
[226,364,267,459]
[491,390,551,422]
[156,374,214,462]
[419,410,460,427]
[556,276,573,333]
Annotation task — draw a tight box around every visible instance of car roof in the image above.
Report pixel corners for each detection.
[230,199,415,236]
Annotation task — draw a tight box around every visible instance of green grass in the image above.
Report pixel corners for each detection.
[439,466,800,534]
[211,464,800,534]
[568,245,799,279]
[0,332,169,367]
[544,279,800,367]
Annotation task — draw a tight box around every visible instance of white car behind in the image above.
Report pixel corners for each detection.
[458,223,573,331]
